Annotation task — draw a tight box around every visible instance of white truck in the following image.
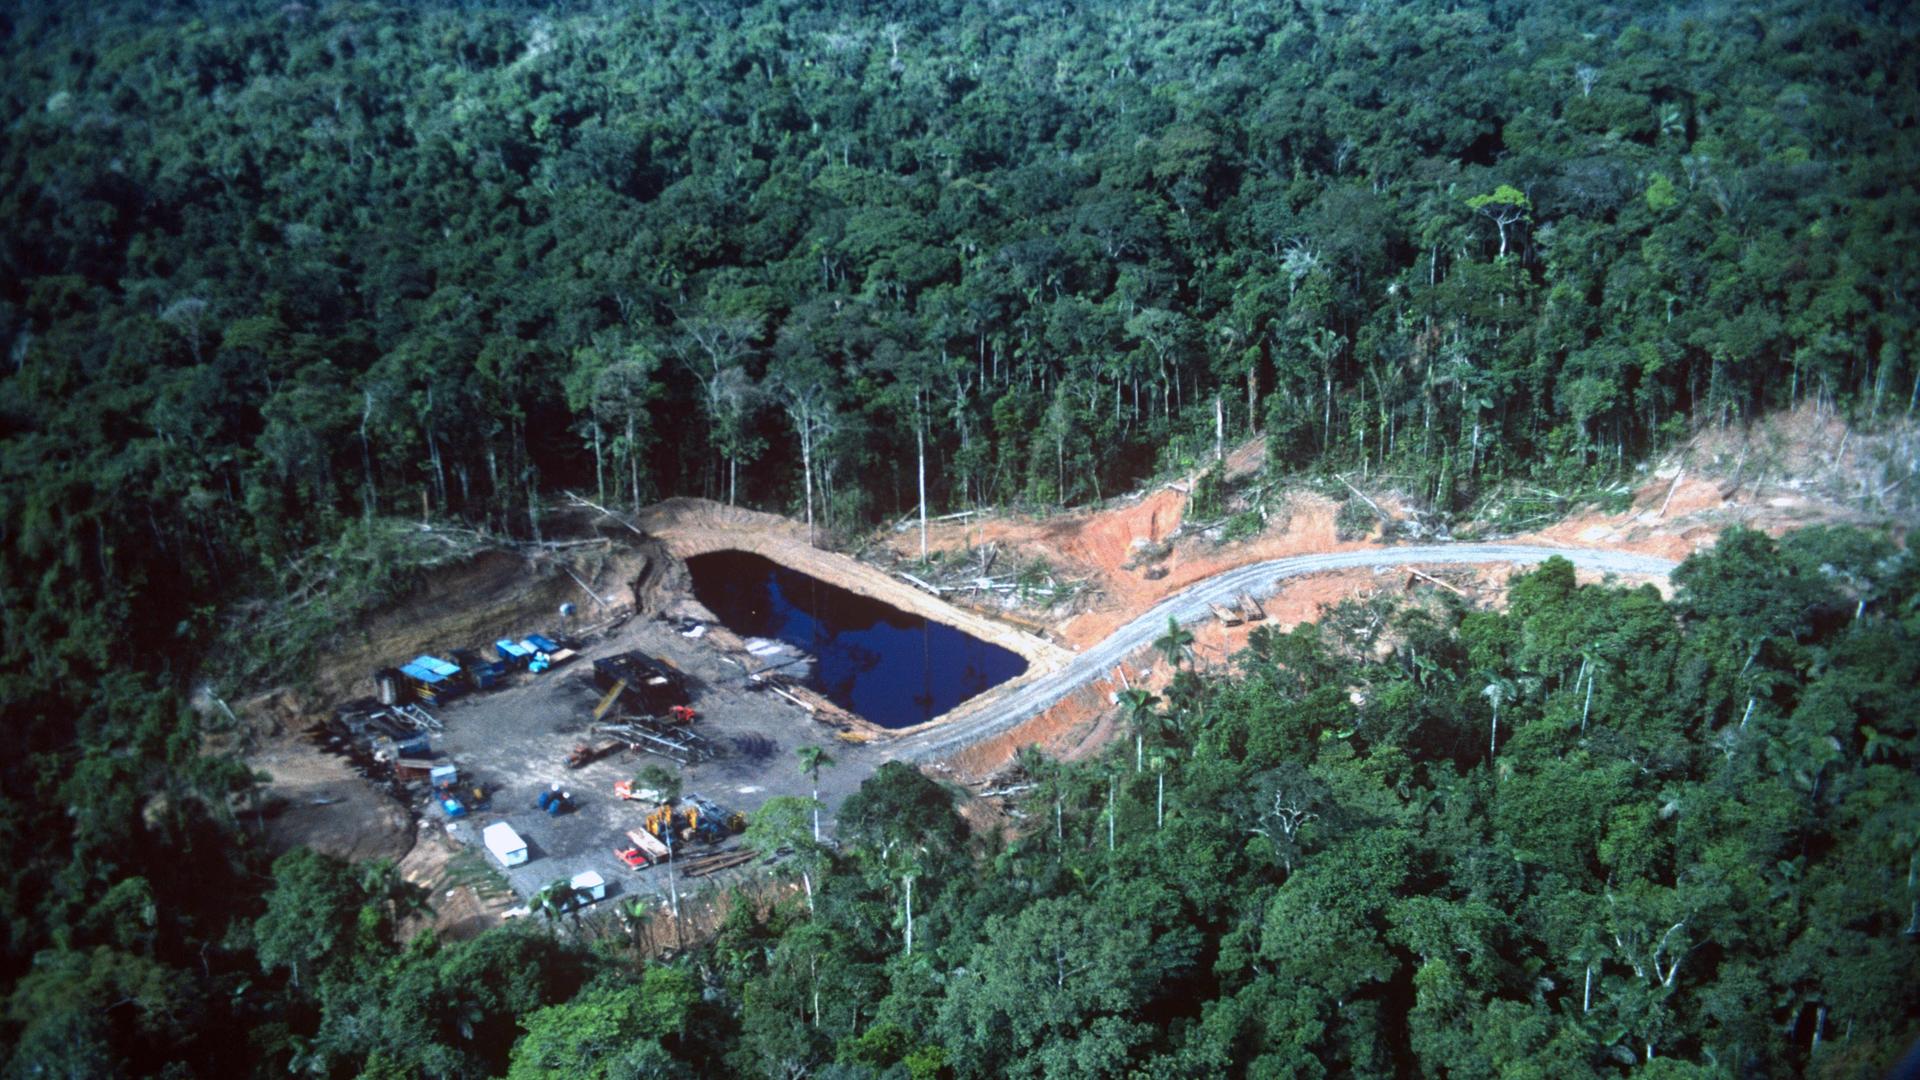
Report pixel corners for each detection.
[483,822,529,867]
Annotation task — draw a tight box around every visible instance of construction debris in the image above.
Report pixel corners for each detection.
[566,739,624,769]
[593,651,693,714]
[1404,566,1469,597]
[596,719,721,765]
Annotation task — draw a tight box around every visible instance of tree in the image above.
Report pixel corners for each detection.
[1118,687,1161,772]
[158,296,214,364]
[766,353,839,545]
[1467,184,1532,260]
[744,795,828,912]
[1247,763,1328,874]
[589,338,662,510]
[672,309,763,505]
[869,334,941,558]
[506,975,695,1080]
[1155,615,1195,670]
[1481,673,1515,759]
[838,762,965,860]
[255,849,385,992]
[633,763,683,805]
[795,745,836,843]
[934,895,1169,1076]
[532,879,581,926]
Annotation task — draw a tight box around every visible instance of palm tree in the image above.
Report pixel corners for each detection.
[796,745,835,842]
[1149,749,1176,829]
[1118,688,1160,772]
[1154,615,1194,669]
[1481,674,1514,759]
[1164,667,1209,739]
[1576,649,1603,734]
[616,896,653,948]
[356,858,433,932]
[531,879,577,927]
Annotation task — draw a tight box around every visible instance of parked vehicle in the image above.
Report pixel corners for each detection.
[483,822,528,867]
[615,828,671,869]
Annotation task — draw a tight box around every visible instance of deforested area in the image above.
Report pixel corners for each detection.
[2,0,1916,1075]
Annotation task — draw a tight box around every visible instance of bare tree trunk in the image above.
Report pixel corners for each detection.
[627,413,640,510]
[360,390,377,515]
[426,409,447,509]
[592,420,605,503]
[800,419,815,545]
[1323,376,1332,450]
[916,411,928,559]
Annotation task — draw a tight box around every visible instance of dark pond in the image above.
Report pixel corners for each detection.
[685,550,1028,729]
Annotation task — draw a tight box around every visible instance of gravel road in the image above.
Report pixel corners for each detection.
[894,544,1680,762]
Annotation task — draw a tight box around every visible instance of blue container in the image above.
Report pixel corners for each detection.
[468,661,506,690]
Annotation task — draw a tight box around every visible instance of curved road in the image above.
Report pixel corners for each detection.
[894,544,1679,762]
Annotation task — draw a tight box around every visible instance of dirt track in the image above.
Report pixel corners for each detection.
[890,543,1679,762]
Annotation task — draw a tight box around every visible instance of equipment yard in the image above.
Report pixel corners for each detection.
[357,613,889,918]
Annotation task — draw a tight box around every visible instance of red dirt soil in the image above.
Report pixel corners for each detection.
[920,411,1910,782]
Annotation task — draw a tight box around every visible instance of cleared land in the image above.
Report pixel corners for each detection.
[890,544,1678,762]
[256,407,1894,912]
[420,612,886,916]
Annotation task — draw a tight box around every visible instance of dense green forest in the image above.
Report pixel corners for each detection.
[2,0,1917,1075]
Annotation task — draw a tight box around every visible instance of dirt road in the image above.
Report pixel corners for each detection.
[893,544,1679,762]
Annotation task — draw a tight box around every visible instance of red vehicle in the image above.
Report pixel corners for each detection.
[615,828,671,869]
